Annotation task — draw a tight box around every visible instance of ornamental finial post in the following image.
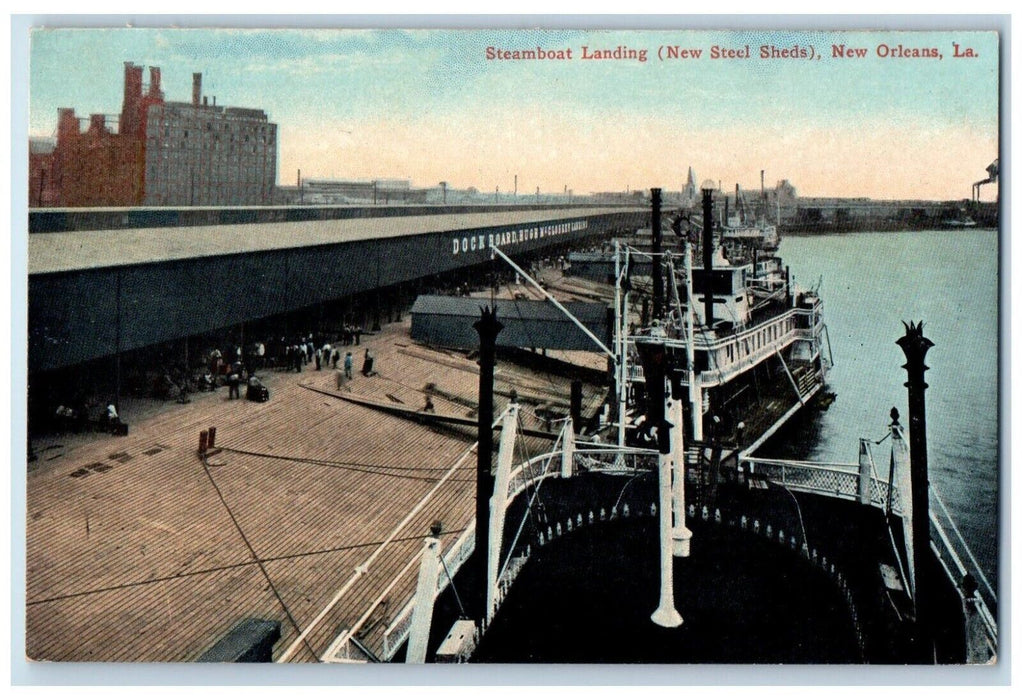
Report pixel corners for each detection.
[896,320,935,660]
[473,305,503,629]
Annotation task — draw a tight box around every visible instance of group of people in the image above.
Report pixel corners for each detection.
[46,323,379,436]
[269,329,357,373]
[335,348,375,388]
[53,401,121,434]
[337,324,363,347]
[314,343,354,373]
[206,347,254,391]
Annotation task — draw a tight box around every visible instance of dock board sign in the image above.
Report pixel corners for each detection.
[20,22,1001,676]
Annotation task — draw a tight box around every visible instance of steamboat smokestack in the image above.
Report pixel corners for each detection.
[192,72,202,107]
[473,306,503,628]
[635,331,667,445]
[701,182,715,328]
[651,188,663,322]
[896,320,935,659]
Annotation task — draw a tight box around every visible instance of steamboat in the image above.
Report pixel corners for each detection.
[304,182,996,666]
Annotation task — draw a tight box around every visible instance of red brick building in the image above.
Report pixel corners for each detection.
[28,138,58,207]
[32,63,277,208]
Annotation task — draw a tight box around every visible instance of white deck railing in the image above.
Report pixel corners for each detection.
[378,442,657,660]
[625,304,823,388]
[742,454,997,661]
[928,490,998,661]
[743,456,864,501]
[381,525,476,660]
[371,428,994,663]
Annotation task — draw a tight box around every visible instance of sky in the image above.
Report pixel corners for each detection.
[28,27,1001,200]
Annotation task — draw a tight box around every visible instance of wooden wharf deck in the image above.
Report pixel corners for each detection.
[26,314,608,663]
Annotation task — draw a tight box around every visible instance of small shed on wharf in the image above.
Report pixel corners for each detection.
[409,295,611,352]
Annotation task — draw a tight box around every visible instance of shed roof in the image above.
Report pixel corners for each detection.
[29,207,639,275]
[410,295,609,352]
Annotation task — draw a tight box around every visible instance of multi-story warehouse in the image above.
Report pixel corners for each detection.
[33,63,277,207]
[143,73,277,206]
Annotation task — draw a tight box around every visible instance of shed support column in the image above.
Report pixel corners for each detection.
[115,269,122,412]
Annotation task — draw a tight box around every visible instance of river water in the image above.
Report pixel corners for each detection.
[768,229,1000,587]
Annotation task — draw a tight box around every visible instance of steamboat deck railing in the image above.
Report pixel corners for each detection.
[338,420,996,663]
[377,442,658,660]
[625,302,824,388]
[740,454,997,660]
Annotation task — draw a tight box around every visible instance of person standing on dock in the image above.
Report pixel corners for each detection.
[103,402,120,431]
[315,348,322,371]
[210,348,222,378]
[344,351,354,380]
[332,349,340,369]
[228,369,241,399]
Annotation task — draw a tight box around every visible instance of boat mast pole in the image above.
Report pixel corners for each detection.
[620,249,631,447]
[615,240,627,447]
[702,183,715,329]
[636,329,683,629]
[670,371,693,558]
[685,238,702,442]
[651,188,664,322]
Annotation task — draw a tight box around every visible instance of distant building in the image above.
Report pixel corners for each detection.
[143,72,277,206]
[590,190,647,205]
[301,178,412,203]
[773,179,798,206]
[680,167,698,206]
[32,63,278,208]
[28,138,58,207]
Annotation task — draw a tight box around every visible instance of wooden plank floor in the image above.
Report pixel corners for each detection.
[26,310,608,662]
